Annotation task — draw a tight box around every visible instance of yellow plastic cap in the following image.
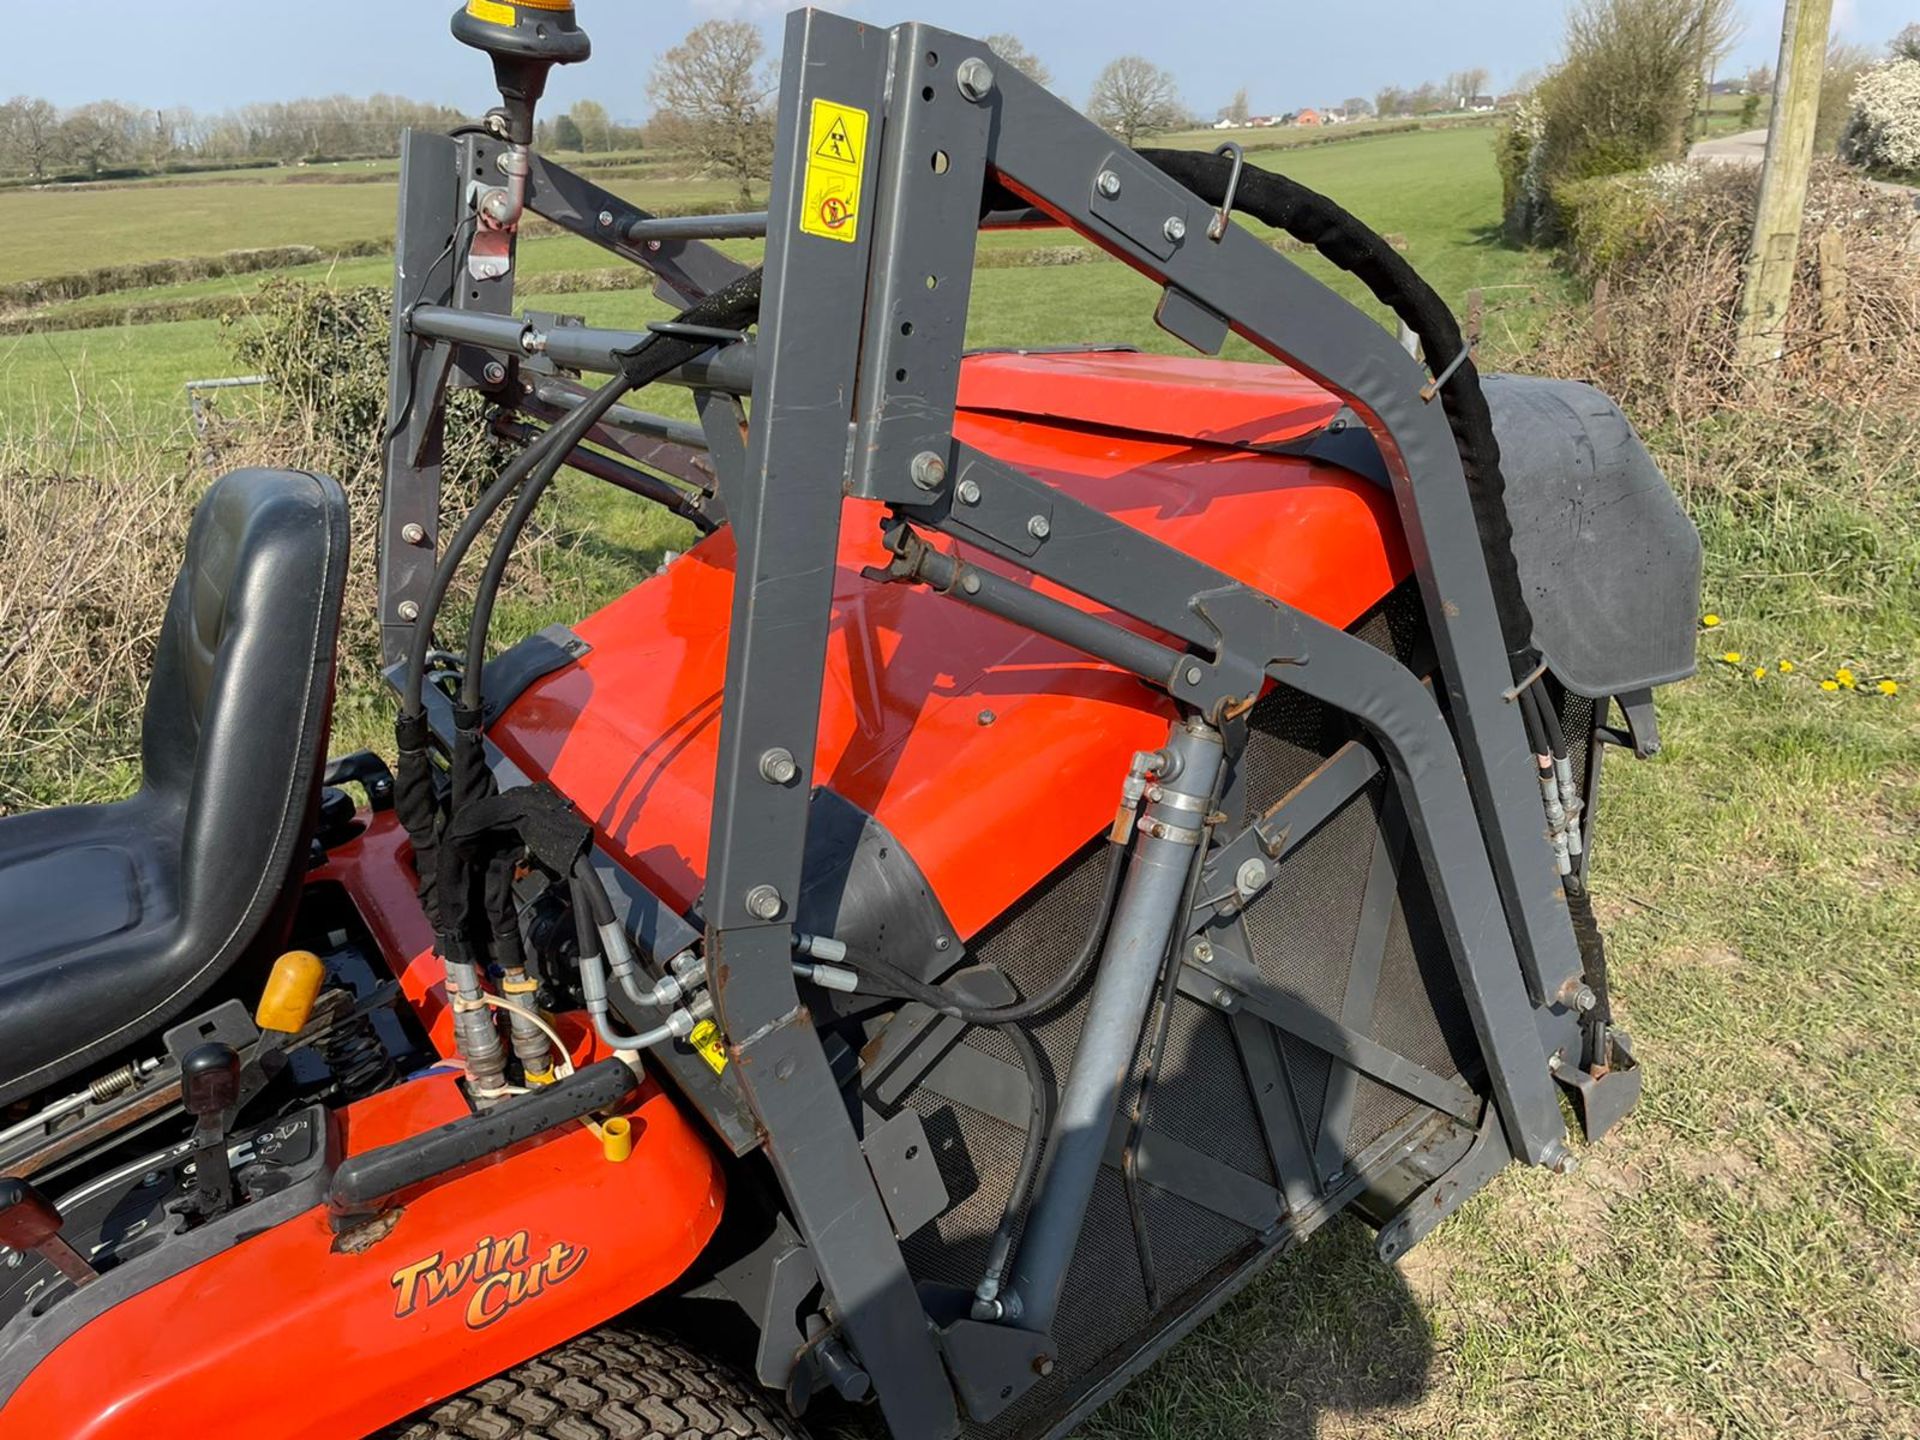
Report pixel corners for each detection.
[255,950,326,1034]
[600,1115,633,1163]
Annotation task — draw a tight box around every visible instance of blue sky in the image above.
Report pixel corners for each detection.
[7,1,1912,119]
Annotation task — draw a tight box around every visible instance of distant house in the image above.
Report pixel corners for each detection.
[1247,115,1277,128]
[1211,117,1238,130]
[1467,95,1497,113]
[1495,93,1522,110]
[1295,108,1322,127]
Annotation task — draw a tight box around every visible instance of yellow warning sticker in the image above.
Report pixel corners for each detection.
[689,1019,729,1075]
[799,98,869,244]
[466,0,516,25]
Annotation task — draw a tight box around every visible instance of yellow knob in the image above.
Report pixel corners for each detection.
[600,1116,633,1163]
[255,950,326,1034]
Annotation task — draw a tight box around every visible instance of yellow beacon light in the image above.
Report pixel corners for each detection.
[255,950,326,1034]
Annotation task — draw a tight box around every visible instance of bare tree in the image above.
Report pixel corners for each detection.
[1343,95,1375,119]
[984,34,1051,89]
[0,96,60,179]
[1222,87,1251,126]
[1088,56,1184,145]
[648,20,776,205]
[1460,66,1492,103]
[1375,85,1410,118]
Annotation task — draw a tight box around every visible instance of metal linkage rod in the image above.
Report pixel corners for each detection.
[529,380,709,451]
[1000,718,1225,1335]
[625,211,769,242]
[405,306,758,394]
[491,418,715,528]
[878,526,1183,687]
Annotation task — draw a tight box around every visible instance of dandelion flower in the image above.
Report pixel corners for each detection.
[1702,614,1721,628]
[1722,651,1743,664]
[1821,680,1840,692]
[1879,680,1900,696]
[1752,667,1767,680]
[1836,668,1857,690]
[1778,660,1795,674]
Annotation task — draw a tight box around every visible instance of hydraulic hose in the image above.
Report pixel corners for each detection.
[827,837,1129,1027]
[1131,147,1537,677]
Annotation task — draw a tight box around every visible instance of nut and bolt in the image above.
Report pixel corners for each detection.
[1192,939,1215,965]
[758,747,798,785]
[1545,1142,1579,1177]
[956,57,996,101]
[483,361,508,386]
[1573,985,1599,1013]
[401,522,427,546]
[910,450,948,492]
[397,600,421,622]
[1163,215,1188,243]
[1211,986,1236,1010]
[1235,857,1269,897]
[977,708,996,725]
[598,209,615,229]
[956,477,982,505]
[1096,169,1122,199]
[1026,514,1051,540]
[1032,1355,1056,1378]
[744,885,785,921]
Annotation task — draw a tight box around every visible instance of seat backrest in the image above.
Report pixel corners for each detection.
[142,467,350,962]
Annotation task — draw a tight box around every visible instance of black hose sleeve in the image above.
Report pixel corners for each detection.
[392,711,443,925]
[1116,149,1535,674]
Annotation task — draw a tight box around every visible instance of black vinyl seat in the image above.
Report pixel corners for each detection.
[0,469,348,1107]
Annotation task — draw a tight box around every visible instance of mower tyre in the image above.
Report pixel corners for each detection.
[381,1325,807,1440]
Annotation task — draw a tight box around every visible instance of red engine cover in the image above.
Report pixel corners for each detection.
[492,352,1408,939]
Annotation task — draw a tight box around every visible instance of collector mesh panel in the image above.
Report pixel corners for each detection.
[889,582,1486,1438]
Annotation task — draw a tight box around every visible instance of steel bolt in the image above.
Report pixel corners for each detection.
[1032,1355,1056,1378]
[977,709,996,726]
[910,451,948,491]
[1573,984,1599,1013]
[960,573,982,595]
[1163,215,1188,243]
[1211,986,1235,1010]
[598,209,615,229]
[1026,514,1051,540]
[744,885,785,921]
[1096,170,1122,199]
[1185,664,1204,685]
[1235,857,1269,897]
[956,57,996,101]
[1192,939,1215,964]
[483,361,508,386]
[956,477,982,505]
[758,747,798,785]
[397,600,421,622]
[400,522,427,546]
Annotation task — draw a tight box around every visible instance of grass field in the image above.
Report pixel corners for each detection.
[0,127,1568,438]
[3,115,1917,1439]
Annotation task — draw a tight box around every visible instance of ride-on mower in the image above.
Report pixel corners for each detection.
[0,5,1701,1436]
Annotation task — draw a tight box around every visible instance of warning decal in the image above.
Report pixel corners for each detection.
[689,1019,729,1075]
[800,98,869,244]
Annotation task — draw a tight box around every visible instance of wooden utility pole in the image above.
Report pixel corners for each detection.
[1733,0,1834,373]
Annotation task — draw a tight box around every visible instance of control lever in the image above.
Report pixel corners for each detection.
[0,1177,98,1287]
[179,1042,241,1219]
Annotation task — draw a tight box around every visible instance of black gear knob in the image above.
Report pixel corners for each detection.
[0,1177,97,1286]
[181,1043,240,1120]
